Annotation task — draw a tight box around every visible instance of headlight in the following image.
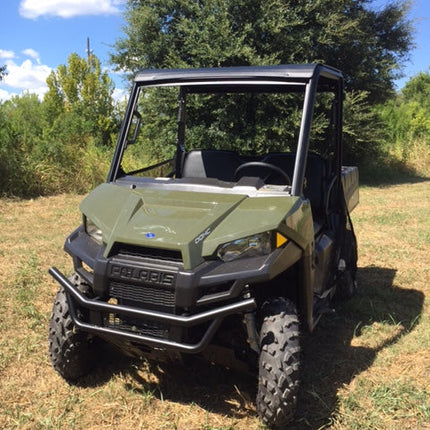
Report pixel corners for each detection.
[216,231,273,262]
[85,217,103,245]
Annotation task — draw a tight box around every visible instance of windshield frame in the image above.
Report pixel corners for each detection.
[107,64,343,197]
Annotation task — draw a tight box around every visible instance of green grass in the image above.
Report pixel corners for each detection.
[0,176,429,429]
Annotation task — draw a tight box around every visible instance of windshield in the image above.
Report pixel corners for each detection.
[116,81,337,185]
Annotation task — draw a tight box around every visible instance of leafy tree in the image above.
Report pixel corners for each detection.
[112,0,413,102]
[0,93,47,195]
[380,71,430,148]
[44,52,117,146]
[0,53,118,196]
[0,89,113,197]
[343,91,386,163]
[110,0,413,165]
[401,70,430,108]
[0,64,7,81]
[373,70,430,174]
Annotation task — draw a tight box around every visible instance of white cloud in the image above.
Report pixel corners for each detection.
[22,48,41,64]
[112,87,128,103]
[0,56,52,101]
[19,0,124,19]
[0,48,127,103]
[0,88,17,101]
[0,50,16,60]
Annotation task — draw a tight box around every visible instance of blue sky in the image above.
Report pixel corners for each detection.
[1,0,429,102]
[0,0,126,101]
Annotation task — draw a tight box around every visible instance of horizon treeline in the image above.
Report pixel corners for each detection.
[0,54,429,197]
[0,0,429,196]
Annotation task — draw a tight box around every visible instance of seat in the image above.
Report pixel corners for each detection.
[261,152,296,180]
[182,150,327,218]
[181,150,243,182]
[263,152,327,217]
[303,154,327,217]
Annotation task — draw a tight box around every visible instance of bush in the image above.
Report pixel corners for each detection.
[0,94,113,197]
[376,72,430,177]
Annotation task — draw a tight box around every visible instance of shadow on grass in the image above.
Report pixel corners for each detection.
[75,265,424,428]
[290,265,424,429]
[358,159,430,187]
[361,171,430,187]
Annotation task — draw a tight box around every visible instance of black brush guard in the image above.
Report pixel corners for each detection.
[49,267,256,353]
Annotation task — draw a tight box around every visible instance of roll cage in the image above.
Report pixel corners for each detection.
[108,63,344,199]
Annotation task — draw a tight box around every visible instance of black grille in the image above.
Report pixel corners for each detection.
[109,281,175,309]
[110,243,182,263]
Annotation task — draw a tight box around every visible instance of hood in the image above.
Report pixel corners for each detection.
[81,182,306,269]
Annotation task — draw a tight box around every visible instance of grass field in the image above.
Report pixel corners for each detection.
[0,177,429,430]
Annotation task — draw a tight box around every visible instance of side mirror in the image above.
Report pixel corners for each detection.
[127,110,142,145]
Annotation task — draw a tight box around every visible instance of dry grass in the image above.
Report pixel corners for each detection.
[0,177,429,429]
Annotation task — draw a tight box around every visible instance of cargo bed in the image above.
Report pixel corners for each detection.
[342,166,359,213]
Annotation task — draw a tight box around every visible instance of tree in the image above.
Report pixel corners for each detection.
[44,52,117,146]
[112,0,413,102]
[401,70,430,108]
[378,71,430,162]
[0,54,118,197]
[110,0,414,165]
[0,65,7,81]
[0,93,47,195]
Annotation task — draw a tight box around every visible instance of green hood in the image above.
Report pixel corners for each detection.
[81,183,311,269]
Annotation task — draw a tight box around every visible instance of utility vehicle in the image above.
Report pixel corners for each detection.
[49,64,358,428]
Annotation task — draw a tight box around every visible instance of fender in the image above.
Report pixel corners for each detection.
[300,244,315,331]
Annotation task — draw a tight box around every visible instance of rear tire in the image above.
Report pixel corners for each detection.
[256,297,300,428]
[48,286,97,381]
[336,228,358,300]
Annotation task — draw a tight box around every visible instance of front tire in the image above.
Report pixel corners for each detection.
[48,286,97,381]
[256,297,301,428]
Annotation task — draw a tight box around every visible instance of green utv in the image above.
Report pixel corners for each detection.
[49,64,359,428]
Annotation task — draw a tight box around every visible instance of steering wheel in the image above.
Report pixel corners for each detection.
[234,161,291,185]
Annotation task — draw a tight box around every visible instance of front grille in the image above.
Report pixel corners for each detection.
[110,243,183,264]
[109,281,175,310]
[105,246,180,337]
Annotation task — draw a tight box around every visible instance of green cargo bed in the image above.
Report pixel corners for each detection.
[341,166,359,213]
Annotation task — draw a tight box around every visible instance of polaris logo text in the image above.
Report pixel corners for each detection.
[194,228,211,244]
[110,265,175,286]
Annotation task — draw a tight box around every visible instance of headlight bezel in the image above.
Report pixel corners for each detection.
[85,216,103,245]
[216,231,287,263]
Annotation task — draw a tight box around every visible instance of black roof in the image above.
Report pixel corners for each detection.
[134,64,343,87]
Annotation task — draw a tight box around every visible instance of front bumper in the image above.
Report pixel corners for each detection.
[50,226,302,353]
[49,266,256,353]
